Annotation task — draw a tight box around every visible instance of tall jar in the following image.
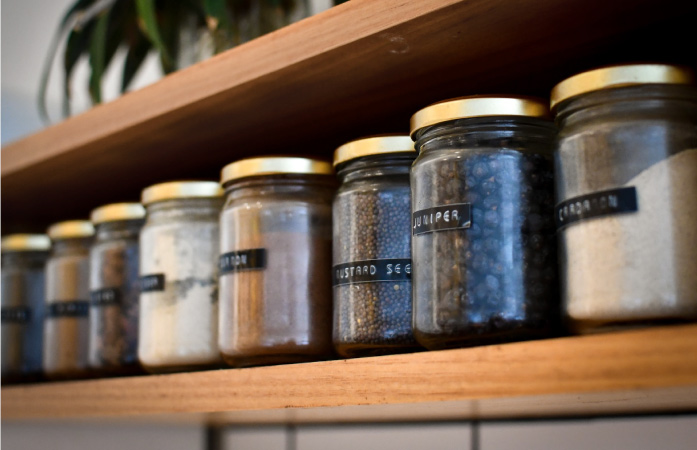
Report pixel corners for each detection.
[410,96,559,350]
[1,234,50,383]
[218,157,335,367]
[138,181,224,373]
[44,221,94,379]
[332,136,420,357]
[89,203,145,374]
[552,64,697,333]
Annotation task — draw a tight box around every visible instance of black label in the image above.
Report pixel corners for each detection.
[47,301,89,318]
[139,274,165,292]
[413,203,472,235]
[332,258,412,287]
[556,186,638,230]
[1,306,32,324]
[219,249,266,274]
[90,288,122,307]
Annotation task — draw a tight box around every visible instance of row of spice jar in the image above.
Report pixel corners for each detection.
[3,63,697,381]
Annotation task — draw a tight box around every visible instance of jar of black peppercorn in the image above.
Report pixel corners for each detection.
[332,136,420,357]
[89,203,145,375]
[410,96,559,349]
[1,234,50,383]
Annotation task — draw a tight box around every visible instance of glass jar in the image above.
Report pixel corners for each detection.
[218,157,335,367]
[332,136,420,357]
[138,181,224,373]
[1,235,50,383]
[89,203,145,374]
[552,64,697,333]
[44,221,94,379]
[410,96,559,350]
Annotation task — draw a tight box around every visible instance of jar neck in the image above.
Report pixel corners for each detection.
[145,197,223,222]
[336,153,415,183]
[1,251,49,268]
[223,174,337,201]
[51,237,92,256]
[95,219,144,241]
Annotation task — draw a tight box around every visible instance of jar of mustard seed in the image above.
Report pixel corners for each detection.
[552,64,697,333]
[218,157,335,367]
[44,221,94,379]
[410,96,559,350]
[1,234,50,383]
[89,203,145,375]
[332,136,420,358]
[138,181,224,373]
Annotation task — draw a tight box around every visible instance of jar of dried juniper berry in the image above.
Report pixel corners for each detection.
[89,203,145,375]
[332,136,420,358]
[410,96,559,350]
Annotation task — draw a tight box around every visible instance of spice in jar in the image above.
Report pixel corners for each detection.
[44,221,94,379]
[138,181,224,373]
[218,157,335,367]
[332,136,420,357]
[89,203,145,374]
[1,234,50,383]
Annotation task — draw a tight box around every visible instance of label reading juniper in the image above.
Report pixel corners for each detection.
[413,203,472,235]
[1,306,32,324]
[47,301,89,318]
[139,274,165,292]
[333,259,412,286]
[556,186,638,230]
[219,249,266,275]
[90,288,122,307]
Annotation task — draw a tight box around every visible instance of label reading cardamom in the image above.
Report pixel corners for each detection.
[556,186,638,230]
[333,258,412,286]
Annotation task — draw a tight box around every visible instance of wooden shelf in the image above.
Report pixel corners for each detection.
[3,325,697,424]
[2,0,696,232]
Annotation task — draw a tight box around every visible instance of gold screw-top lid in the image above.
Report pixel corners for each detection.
[410,96,550,139]
[47,221,95,240]
[141,181,223,205]
[333,135,415,167]
[221,157,333,185]
[90,203,146,224]
[550,64,695,111]
[1,234,51,252]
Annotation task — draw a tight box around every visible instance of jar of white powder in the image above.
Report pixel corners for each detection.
[552,64,697,332]
[138,181,224,373]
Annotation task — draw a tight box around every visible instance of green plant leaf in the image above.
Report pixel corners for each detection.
[88,9,111,104]
[62,21,96,116]
[122,34,151,92]
[135,0,172,69]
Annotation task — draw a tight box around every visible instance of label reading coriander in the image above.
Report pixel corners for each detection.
[556,186,638,230]
[90,288,122,307]
[139,274,166,292]
[1,306,32,324]
[47,301,89,318]
[413,203,472,235]
[219,249,266,274]
[333,258,412,287]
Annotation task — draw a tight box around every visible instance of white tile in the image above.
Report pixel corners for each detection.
[297,423,471,450]
[481,416,697,450]
[222,426,287,450]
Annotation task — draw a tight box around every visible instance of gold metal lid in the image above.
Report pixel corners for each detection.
[90,203,146,224]
[47,221,95,240]
[1,234,51,252]
[333,135,415,167]
[410,96,550,138]
[221,157,333,184]
[551,64,695,110]
[141,181,223,205]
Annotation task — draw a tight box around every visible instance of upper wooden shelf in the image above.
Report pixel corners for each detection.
[3,324,697,424]
[2,0,696,232]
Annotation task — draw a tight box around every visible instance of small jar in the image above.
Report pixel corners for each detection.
[218,157,335,367]
[332,136,420,357]
[1,235,50,382]
[89,203,145,374]
[44,221,94,378]
[410,96,559,350]
[138,181,224,373]
[552,64,697,333]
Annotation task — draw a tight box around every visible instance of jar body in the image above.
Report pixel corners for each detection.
[218,176,335,367]
[43,238,91,378]
[138,198,223,372]
[1,251,47,382]
[89,220,143,374]
[332,155,419,357]
[411,118,559,349]
[555,85,697,332]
